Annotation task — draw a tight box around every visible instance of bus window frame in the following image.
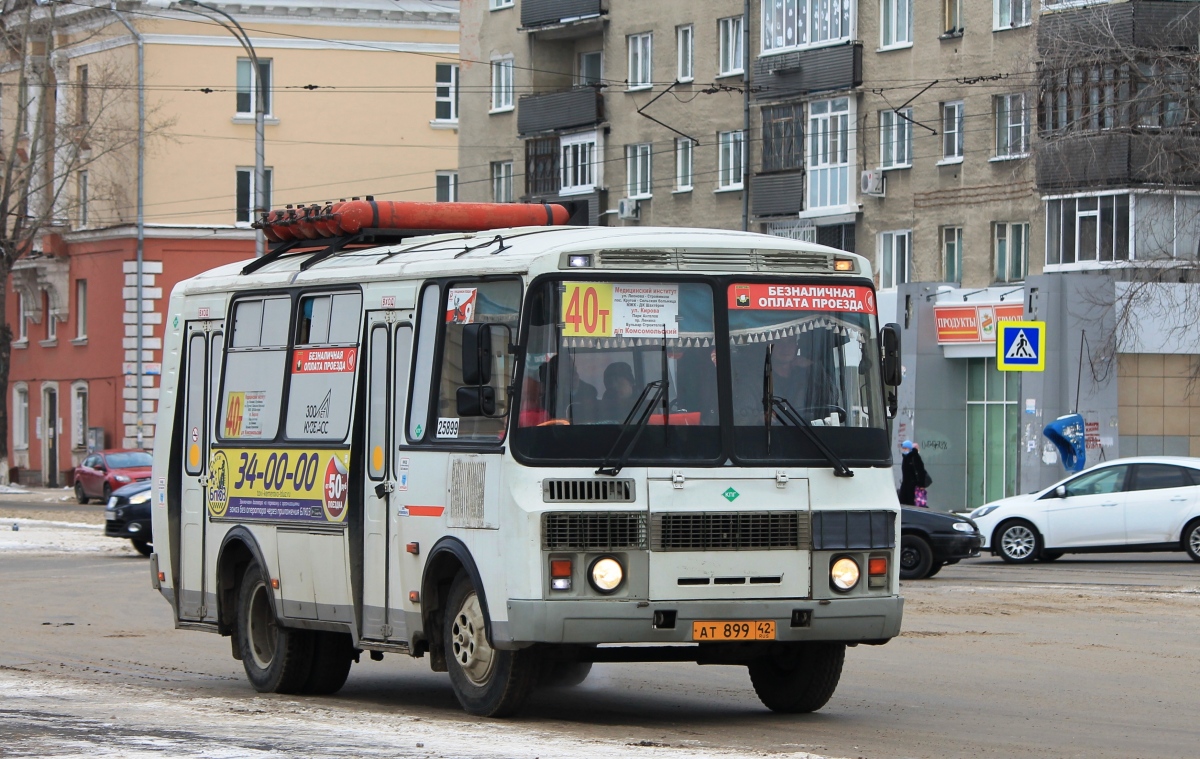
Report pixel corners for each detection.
[404,275,523,451]
[284,289,363,444]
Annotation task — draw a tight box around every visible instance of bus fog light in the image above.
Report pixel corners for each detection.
[589,556,624,594]
[551,578,571,591]
[830,557,860,591]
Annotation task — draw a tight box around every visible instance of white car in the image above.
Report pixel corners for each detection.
[970,457,1200,564]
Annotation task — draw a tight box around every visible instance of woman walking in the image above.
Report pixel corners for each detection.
[898,440,930,507]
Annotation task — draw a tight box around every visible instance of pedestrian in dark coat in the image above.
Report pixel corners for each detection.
[898,440,928,506]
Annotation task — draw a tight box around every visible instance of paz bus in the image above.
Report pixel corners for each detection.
[149,199,904,717]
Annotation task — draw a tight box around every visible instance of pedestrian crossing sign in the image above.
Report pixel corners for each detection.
[997,321,1046,371]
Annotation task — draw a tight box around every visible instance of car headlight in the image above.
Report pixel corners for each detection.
[952,521,976,533]
[115,475,132,483]
[129,491,151,505]
[588,556,624,594]
[970,505,999,519]
[830,557,860,592]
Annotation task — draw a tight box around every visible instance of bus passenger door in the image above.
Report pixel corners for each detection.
[179,322,220,621]
[361,315,412,641]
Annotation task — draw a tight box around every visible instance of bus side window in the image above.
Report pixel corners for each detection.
[184,333,207,475]
[367,325,388,481]
[286,291,362,442]
[392,325,412,469]
[220,295,290,441]
[408,284,440,442]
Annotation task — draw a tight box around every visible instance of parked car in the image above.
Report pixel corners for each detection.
[104,480,153,556]
[971,456,1200,564]
[900,507,983,579]
[74,450,152,504]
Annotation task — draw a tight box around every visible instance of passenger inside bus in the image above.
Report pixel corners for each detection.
[598,361,636,422]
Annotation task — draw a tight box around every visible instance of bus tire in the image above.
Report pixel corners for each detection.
[444,572,538,717]
[748,642,845,713]
[300,631,355,695]
[540,660,593,688]
[237,563,314,694]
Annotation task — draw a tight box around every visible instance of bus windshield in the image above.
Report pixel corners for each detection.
[511,277,889,467]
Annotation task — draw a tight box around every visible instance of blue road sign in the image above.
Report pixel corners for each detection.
[997,321,1045,371]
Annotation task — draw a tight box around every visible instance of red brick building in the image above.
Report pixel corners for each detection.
[8,227,250,487]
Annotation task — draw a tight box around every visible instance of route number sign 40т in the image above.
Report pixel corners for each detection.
[562,283,612,337]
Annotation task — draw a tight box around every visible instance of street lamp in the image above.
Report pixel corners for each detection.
[154,0,267,258]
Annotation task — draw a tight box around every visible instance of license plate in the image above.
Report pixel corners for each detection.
[691,620,776,641]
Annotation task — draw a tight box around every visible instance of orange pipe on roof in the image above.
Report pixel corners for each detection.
[333,200,571,235]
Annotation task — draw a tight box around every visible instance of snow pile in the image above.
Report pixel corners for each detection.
[0,518,134,555]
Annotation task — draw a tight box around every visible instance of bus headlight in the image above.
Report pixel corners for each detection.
[589,556,624,594]
[830,557,860,592]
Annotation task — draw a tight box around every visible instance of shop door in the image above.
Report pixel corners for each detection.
[45,390,59,488]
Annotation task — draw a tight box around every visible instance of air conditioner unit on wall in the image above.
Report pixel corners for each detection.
[617,197,640,220]
[860,170,885,197]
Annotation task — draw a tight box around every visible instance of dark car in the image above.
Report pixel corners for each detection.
[900,507,983,579]
[104,480,153,556]
[75,449,153,503]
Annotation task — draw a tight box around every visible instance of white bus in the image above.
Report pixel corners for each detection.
[150,202,904,717]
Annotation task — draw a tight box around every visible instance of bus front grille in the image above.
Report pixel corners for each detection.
[651,511,810,551]
[542,512,648,550]
[542,478,636,503]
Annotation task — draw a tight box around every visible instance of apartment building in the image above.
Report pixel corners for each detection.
[2,0,459,485]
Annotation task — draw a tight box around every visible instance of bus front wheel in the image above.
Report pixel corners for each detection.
[748,642,845,713]
[237,563,313,694]
[443,573,538,717]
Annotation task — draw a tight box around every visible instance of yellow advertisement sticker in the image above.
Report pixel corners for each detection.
[561,282,614,338]
[207,447,351,523]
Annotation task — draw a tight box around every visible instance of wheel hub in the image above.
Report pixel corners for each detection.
[1189,525,1200,556]
[247,582,277,670]
[900,545,919,569]
[1001,526,1035,560]
[451,591,495,686]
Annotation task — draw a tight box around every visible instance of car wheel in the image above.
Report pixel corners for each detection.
[74,482,89,504]
[748,642,845,713]
[237,563,314,694]
[924,562,944,579]
[444,572,539,717]
[899,534,933,580]
[130,539,152,557]
[996,520,1040,564]
[102,484,112,503]
[1183,519,1200,563]
[1039,551,1063,562]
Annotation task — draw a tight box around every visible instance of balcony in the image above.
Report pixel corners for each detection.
[751,172,805,218]
[753,42,862,101]
[518,88,604,136]
[520,0,605,39]
[1036,132,1200,192]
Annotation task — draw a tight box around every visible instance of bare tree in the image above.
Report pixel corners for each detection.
[1,0,161,482]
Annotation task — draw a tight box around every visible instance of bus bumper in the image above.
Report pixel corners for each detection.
[495,596,903,648]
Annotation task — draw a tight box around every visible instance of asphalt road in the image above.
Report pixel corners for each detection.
[2,547,1198,758]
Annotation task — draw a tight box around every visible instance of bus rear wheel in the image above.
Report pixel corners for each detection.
[748,642,845,713]
[237,563,313,694]
[444,573,538,717]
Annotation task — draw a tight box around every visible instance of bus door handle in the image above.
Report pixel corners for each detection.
[374,481,395,499]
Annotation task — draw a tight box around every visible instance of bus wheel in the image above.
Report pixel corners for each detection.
[540,660,593,688]
[237,563,313,694]
[444,573,538,717]
[300,631,355,695]
[748,642,845,713]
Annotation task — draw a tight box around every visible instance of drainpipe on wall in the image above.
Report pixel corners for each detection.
[741,0,751,232]
[111,6,146,448]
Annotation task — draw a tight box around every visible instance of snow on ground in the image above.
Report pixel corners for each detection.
[0,672,841,759]
[0,518,135,556]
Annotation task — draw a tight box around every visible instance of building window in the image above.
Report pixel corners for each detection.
[880,108,912,169]
[719,16,744,76]
[236,167,273,225]
[766,220,817,242]
[994,0,1031,28]
[13,385,29,450]
[436,172,458,202]
[75,279,87,339]
[941,101,964,161]
[879,230,911,289]
[881,0,912,48]
[236,58,272,116]
[761,103,805,172]
[492,161,514,202]
[1045,195,1132,265]
[994,222,1029,282]
[561,131,598,195]
[491,57,514,112]
[995,94,1029,157]
[490,0,513,9]
[435,63,458,122]
[762,0,853,52]
[718,130,745,190]
[578,51,603,86]
[942,226,963,283]
[944,0,964,35]
[44,292,56,342]
[626,143,652,199]
[77,170,89,227]
[525,137,560,196]
[72,382,88,450]
[1037,62,1195,135]
[675,138,694,191]
[677,25,694,82]
[807,97,853,211]
[17,292,27,343]
[966,358,1020,508]
[628,33,653,90]
[76,64,88,125]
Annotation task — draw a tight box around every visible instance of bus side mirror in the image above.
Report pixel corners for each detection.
[461,323,493,386]
[457,386,496,417]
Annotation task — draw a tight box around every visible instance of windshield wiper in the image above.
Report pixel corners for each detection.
[770,396,854,478]
[763,343,774,454]
[595,378,666,477]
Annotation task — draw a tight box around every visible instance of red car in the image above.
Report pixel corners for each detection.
[74,449,153,504]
